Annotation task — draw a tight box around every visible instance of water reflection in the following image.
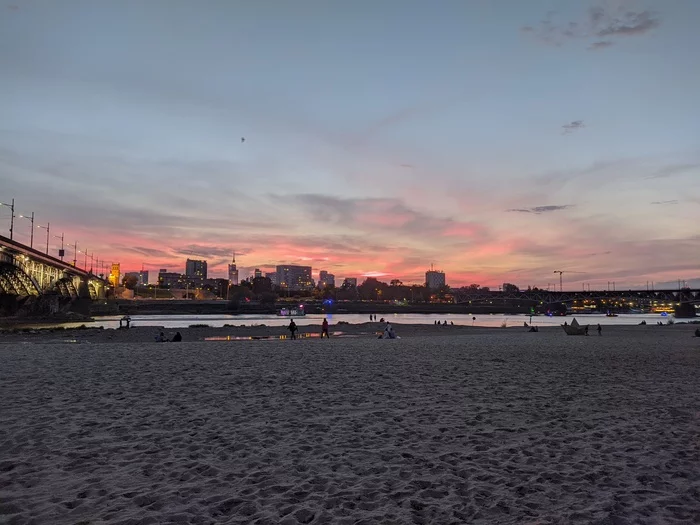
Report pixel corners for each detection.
[70,312,674,330]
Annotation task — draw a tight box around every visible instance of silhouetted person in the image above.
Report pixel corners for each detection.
[125,316,131,329]
[694,328,700,337]
[381,322,396,339]
[172,331,182,342]
[597,324,602,336]
[585,325,589,336]
[155,332,167,342]
[288,319,298,340]
[321,318,330,339]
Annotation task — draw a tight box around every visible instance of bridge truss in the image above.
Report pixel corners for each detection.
[451,288,700,306]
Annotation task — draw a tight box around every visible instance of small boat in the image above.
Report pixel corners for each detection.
[277,307,306,317]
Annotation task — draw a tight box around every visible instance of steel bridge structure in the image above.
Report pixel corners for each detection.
[451,287,700,308]
[0,235,107,299]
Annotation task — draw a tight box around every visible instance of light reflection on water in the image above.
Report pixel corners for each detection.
[57,312,681,330]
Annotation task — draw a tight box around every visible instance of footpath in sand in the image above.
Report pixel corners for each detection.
[1,327,699,524]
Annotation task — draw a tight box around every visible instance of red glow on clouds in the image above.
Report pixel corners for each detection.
[361,271,391,278]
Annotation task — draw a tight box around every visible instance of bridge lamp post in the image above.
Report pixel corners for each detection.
[53,233,65,260]
[37,223,50,254]
[0,199,15,240]
[18,212,35,248]
[78,250,90,270]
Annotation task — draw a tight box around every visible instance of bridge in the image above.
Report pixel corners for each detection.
[0,235,107,300]
[451,287,700,310]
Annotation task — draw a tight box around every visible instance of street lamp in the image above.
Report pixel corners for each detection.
[78,249,91,270]
[53,233,65,260]
[18,212,35,248]
[37,222,50,254]
[72,241,78,267]
[0,199,15,240]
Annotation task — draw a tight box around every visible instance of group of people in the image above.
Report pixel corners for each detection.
[286,318,330,340]
[155,331,182,342]
[287,318,399,340]
[118,316,132,329]
[379,322,397,339]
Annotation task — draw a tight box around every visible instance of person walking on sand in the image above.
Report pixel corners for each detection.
[597,323,602,336]
[321,318,330,339]
[288,319,298,340]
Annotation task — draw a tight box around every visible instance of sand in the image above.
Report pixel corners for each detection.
[1,327,699,524]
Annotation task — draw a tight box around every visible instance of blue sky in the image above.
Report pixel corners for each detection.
[1,0,699,288]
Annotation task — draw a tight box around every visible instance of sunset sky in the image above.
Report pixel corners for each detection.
[1,0,699,289]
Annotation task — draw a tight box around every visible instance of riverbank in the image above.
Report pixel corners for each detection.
[0,320,697,345]
[1,330,698,524]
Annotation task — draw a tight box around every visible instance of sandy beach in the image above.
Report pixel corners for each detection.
[1,325,699,524]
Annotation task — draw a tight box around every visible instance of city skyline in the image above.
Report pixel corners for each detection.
[2,1,699,289]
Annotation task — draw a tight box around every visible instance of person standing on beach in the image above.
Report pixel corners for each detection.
[288,319,298,340]
[321,318,330,338]
[597,324,602,336]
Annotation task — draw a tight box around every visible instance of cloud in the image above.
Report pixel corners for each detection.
[589,41,614,50]
[116,246,173,258]
[524,4,661,49]
[507,205,573,214]
[277,194,489,241]
[562,120,585,134]
[645,163,700,179]
[593,9,660,37]
[650,200,678,205]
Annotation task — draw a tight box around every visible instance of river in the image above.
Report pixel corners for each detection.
[43,312,684,330]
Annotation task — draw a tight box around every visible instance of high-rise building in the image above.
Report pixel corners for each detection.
[254,268,262,279]
[342,277,357,288]
[185,259,207,279]
[425,269,446,289]
[276,265,314,291]
[318,270,335,288]
[228,253,239,286]
[265,272,277,286]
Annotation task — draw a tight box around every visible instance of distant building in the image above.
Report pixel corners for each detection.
[426,269,446,290]
[204,278,230,299]
[228,253,239,286]
[342,277,357,288]
[276,265,314,291]
[265,272,277,286]
[109,263,120,288]
[318,270,335,288]
[254,268,262,279]
[186,259,207,280]
[158,269,185,289]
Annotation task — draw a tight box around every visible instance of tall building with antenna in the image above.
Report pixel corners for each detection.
[228,252,239,286]
[425,263,446,290]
